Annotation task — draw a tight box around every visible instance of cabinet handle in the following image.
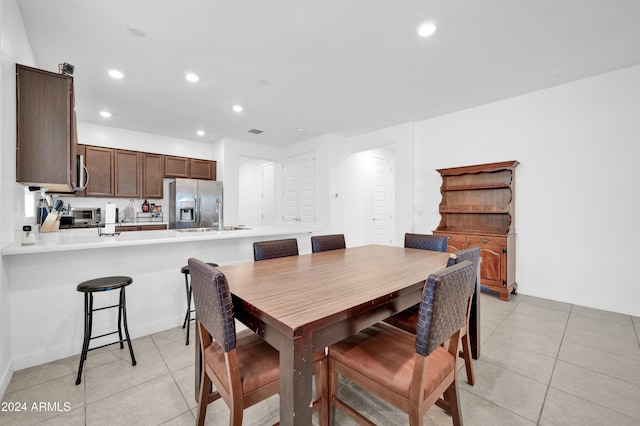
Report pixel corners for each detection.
[481,238,490,243]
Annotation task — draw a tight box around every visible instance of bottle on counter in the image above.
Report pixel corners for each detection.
[123,199,135,223]
[142,199,150,213]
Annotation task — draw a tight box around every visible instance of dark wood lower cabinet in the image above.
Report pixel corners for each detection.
[120,224,167,232]
[433,231,516,301]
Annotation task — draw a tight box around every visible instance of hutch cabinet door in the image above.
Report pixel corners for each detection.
[476,244,506,288]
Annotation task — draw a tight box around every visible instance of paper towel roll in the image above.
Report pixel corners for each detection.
[105,203,116,234]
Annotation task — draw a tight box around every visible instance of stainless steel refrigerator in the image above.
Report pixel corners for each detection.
[169,179,223,229]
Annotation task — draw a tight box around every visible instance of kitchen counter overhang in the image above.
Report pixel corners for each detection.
[2,224,317,372]
[2,225,315,256]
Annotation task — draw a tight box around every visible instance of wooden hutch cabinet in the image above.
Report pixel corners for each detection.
[433,161,519,301]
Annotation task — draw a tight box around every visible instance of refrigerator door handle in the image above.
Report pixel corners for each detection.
[196,193,201,227]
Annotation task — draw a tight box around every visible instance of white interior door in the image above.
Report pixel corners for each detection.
[261,163,275,225]
[283,153,315,223]
[371,156,393,245]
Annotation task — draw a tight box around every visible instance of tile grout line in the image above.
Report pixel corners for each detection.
[534,302,573,426]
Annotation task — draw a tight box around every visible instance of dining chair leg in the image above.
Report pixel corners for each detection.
[442,380,462,426]
[196,369,211,426]
[461,333,475,386]
[328,360,339,426]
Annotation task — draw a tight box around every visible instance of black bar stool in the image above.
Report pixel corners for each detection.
[181,262,218,345]
[75,276,136,385]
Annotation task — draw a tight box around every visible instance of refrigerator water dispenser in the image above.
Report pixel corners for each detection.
[179,200,195,221]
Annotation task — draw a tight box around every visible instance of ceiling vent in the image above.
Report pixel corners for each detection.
[248,129,264,134]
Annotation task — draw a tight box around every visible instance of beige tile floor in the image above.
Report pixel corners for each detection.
[1,292,640,425]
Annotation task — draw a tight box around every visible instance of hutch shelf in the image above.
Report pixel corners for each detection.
[433,160,519,301]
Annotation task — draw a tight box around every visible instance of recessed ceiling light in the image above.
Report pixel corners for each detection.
[196,130,205,136]
[297,128,305,132]
[108,69,124,79]
[417,22,437,38]
[232,105,244,113]
[99,111,112,118]
[185,73,199,82]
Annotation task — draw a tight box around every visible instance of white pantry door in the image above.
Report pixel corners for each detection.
[261,163,275,225]
[370,156,393,245]
[283,152,315,223]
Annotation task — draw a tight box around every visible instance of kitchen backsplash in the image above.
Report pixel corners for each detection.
[42,179,171,223]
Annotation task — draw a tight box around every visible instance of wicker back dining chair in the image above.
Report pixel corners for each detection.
[253,238,299,261]
[385,247,480,386]
[189,258,278,425]
[328,261,476,426]
[404,232,448,252]
[188,258,328,426]
[311,234,346,253]
[383,232,449,340]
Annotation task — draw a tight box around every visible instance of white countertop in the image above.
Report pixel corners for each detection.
[2,224,316,255]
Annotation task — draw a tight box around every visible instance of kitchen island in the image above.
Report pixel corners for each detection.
[2,225,316,370]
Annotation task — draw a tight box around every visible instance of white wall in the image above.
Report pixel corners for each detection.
[77,122,216,158]
[413,64,640,316]
[0,0,37,397]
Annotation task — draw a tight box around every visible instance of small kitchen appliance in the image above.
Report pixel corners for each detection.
[21,225,36,245]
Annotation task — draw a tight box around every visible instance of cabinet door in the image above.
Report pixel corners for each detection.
[467,235,507,287]
[190,159,213,180]
[114,150,141,198]
[16,65,75,192]
[84,146,114,197]
[164,156,190,178]
[143,153,164,198]
[476,245,506,287]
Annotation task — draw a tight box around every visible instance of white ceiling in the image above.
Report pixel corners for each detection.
[17,0,640,147]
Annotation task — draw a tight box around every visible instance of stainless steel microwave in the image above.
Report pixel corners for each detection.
[71,207,101,224]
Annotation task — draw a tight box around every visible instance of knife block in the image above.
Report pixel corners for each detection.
[40,213,61,233]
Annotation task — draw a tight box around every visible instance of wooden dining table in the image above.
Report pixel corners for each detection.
[196,244,479,425]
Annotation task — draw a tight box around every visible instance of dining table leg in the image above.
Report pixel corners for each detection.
[279,333,314,426]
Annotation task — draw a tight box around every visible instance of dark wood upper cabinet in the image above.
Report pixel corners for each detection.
[164,156,216,180]
[83,146,114,197]
[164,156,190,178]
[142,153,164,199]
[190,158,214,180]
[114,150,141,198]
[77,144,215,198]
[16,64,77,193]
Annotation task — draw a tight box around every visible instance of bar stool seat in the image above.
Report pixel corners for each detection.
[76,276,136,385]
[181,262,218,345]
